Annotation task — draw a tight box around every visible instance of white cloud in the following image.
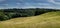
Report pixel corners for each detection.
[16,3,21,5]
[2,4,8,6]
[16,3,21,8]
[37,3,50,5]
[48,0,60,4]
[1,4,8,9]
[0,0,6,2]
[20,6,56,9]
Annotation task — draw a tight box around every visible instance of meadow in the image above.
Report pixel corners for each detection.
[0,8,60,28]
[0,11,60,28]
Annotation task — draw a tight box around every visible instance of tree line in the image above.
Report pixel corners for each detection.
[0,8,60,21]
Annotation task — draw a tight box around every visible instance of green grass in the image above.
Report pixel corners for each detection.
[0,11,60,28]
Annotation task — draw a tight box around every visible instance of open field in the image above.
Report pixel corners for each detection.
[0,11,60,28]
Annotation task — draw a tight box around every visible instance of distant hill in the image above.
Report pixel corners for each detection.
[0,11,60,28]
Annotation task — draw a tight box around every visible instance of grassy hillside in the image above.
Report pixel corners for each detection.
[0,11,60,28]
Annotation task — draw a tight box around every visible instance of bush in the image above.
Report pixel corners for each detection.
[0,12,9,21]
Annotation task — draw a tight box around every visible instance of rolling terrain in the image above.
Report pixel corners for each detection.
[0,11,60,28]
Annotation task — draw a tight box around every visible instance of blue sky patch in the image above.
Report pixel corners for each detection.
[0,0,60,9]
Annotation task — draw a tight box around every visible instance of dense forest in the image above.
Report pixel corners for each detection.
[0,8,60,21]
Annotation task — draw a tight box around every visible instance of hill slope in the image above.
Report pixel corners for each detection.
[0,11,60,28]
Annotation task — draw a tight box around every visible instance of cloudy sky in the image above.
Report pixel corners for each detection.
[0,0,60,9]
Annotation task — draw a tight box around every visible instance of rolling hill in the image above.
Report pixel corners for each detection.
[0,11,60,28]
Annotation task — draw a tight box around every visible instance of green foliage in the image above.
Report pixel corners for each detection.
[0,8,59,21]
[0,12,9,21]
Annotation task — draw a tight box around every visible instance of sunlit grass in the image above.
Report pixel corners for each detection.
[0,11,60,28]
